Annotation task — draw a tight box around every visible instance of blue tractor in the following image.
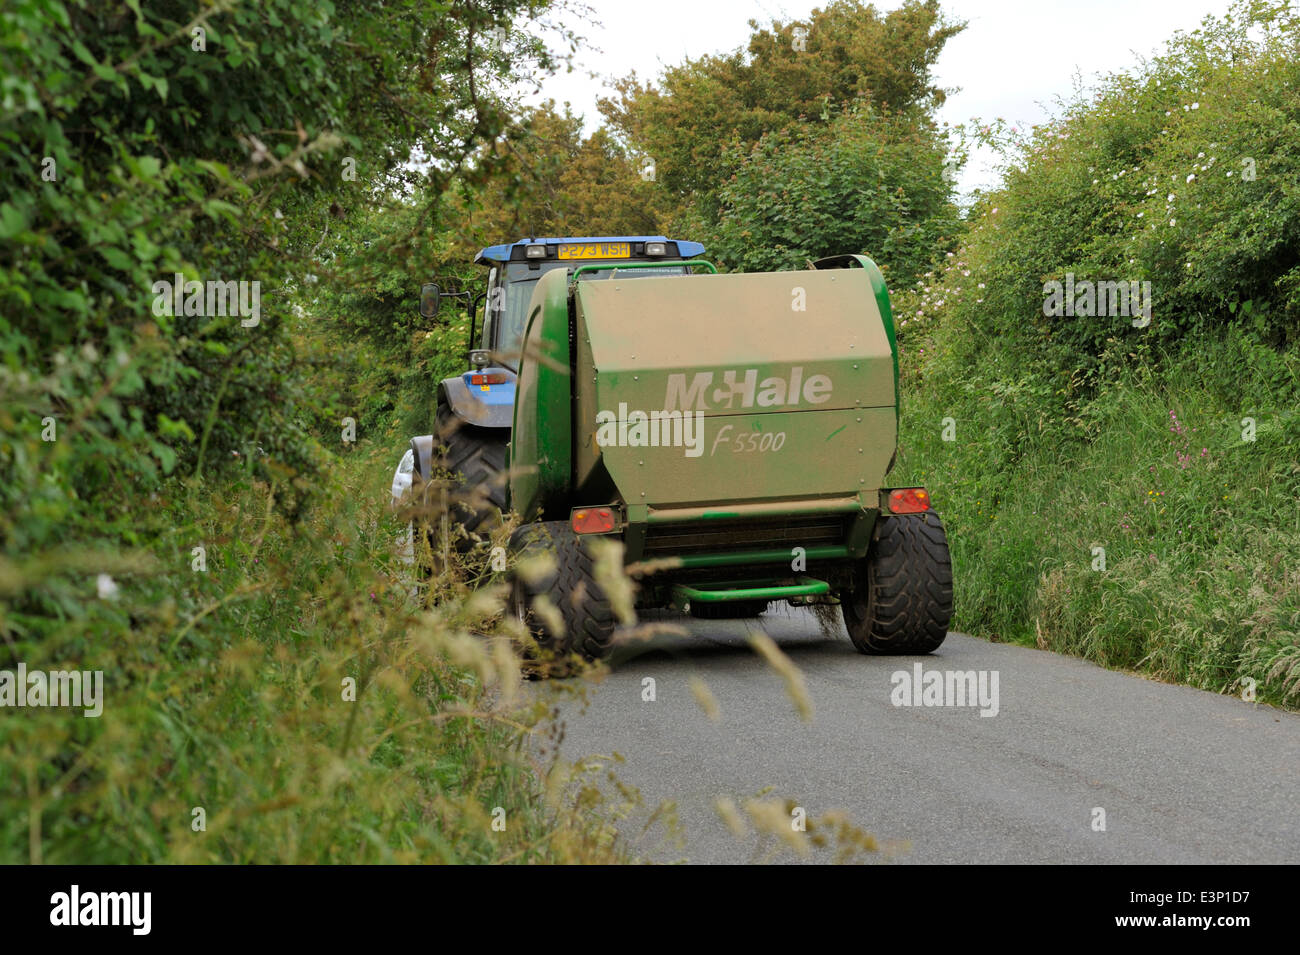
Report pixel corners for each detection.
[399,236,706,564]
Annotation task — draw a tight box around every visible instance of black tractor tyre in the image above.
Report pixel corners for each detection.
[841,511,953,654]
[507,521,622,669]
[415,402,508,573]
[689,599,769,619]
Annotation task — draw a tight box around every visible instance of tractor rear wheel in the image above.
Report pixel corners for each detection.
[508,521,621,671]
[415,402,508,574]
[842,512,953,654]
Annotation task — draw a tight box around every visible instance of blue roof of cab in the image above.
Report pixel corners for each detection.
[474,236,705,266]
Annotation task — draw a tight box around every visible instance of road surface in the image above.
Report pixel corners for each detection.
[538,606,1300,864]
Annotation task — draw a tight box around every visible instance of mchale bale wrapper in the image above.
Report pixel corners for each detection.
[401,241,952,668]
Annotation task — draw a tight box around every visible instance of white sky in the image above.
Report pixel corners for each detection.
[524,0,1238,197]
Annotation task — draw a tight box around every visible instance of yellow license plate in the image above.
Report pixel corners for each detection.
[557,242,631,260]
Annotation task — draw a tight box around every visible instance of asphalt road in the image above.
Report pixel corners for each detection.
[538,605,1300,864]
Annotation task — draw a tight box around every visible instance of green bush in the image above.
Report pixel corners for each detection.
[923,0,1300,403]
[698,105,959,285]
[890,1,1300,707]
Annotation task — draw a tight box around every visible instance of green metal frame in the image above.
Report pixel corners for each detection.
[570,260,719,281]
[510,268,573,520]
[672,577,831,606]
[815,254,899,425]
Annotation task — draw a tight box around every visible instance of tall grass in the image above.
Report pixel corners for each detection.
[1,446,627,863]
[892,326,1300,707]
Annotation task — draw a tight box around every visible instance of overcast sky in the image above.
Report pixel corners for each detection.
[523,0,1238,197]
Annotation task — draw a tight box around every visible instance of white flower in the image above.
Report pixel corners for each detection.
[97,574,119,600]
[1137,212,1144,218]
[1167,193,1175,202]
[1191,102,1199,109]
[1197,152,1205,158]
[1186,173,1195,183]
[977,282,986,289]
[1170,219,1176,226]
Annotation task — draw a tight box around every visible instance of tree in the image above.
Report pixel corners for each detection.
[699,104,958,284]
[598,0,964,201]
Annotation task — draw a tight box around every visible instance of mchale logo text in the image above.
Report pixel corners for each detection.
[664,366,833,411]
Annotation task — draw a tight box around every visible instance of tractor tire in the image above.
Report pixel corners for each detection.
[508,521,621,669]
[841,511,953,654]
[415,402,508,573]
[689,599,769,619]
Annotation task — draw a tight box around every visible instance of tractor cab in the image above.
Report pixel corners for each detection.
[474,237,705,372]
[398,236,706,553]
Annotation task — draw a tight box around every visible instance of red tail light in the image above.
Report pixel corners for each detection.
[470,373,509,385]
[571,506,616,534]
[888,488,931,514]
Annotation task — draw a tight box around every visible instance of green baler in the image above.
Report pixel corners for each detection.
[501,253,953,664]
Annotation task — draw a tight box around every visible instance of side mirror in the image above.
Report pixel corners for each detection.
[418,283,440,319]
